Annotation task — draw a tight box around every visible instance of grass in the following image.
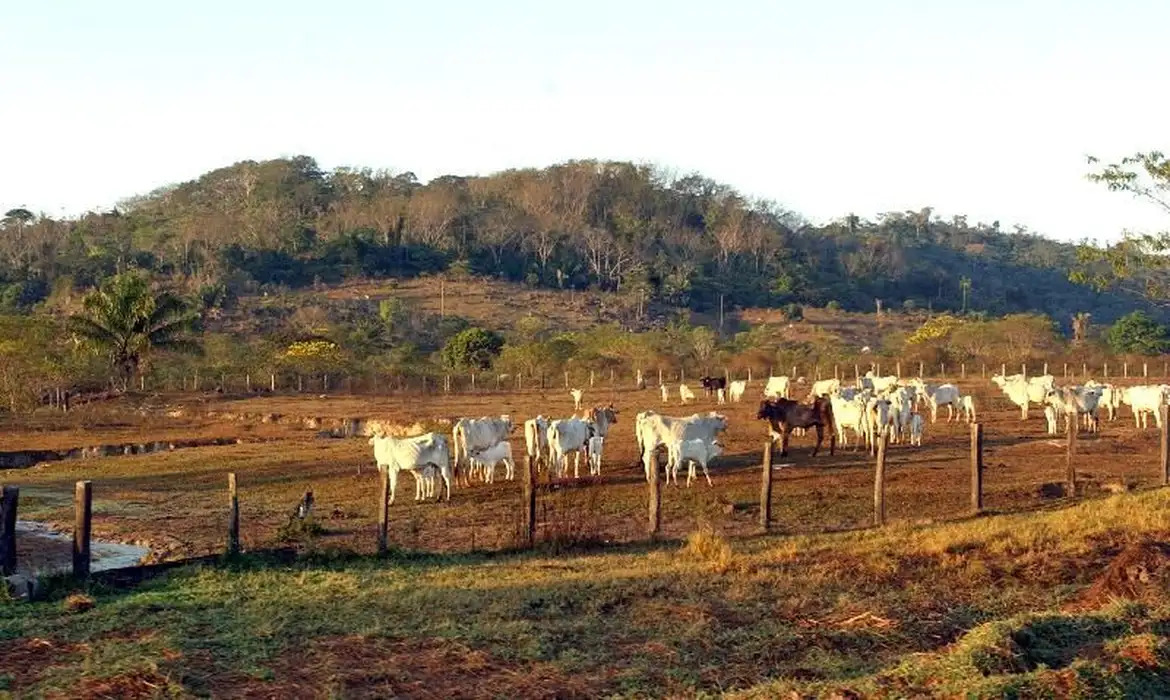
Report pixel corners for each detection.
[4,488,1170,697]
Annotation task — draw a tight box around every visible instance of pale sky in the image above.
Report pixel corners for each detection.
[2,0,1168,242]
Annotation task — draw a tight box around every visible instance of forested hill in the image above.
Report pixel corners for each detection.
[0,156,1153,324]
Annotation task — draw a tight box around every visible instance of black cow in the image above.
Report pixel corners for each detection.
[756,397,836,458]
[699,376,727,398]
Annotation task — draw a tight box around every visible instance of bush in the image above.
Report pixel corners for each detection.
[782,303,804,321]
[1107,311,1169,356]
[825,300,842,311]
[440,327,504,370]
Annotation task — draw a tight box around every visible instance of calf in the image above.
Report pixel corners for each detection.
[468,440,516,484]
[588,435,604,476]
[763,376,791,399]
[660,384,670,404]
[909,413,924,447]
[679,384,696,404]
[570,388,584,411]
[637,411,729,479]
[1044,404,1059,435]
[669,438,722,487]
[452,416,513,483]
[728,380,748,403]
[960,395,977,423]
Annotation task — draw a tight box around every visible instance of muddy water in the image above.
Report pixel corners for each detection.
[14,521,150,576]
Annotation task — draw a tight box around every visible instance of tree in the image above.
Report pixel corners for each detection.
[1106,311,1169,355]
[1071,152,1170,302]
[1071,312,1091,347]
[959,276,972,312]
[67,271,200,389]
[440,327,504,370]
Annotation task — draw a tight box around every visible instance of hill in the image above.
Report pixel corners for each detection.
[0,156,1159,326]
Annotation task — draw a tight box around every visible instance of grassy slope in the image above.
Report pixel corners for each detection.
[4,490,1170,697]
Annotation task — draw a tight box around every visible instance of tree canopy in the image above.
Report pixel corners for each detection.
[0,156,1160,326]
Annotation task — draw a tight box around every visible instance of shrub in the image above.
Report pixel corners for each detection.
[825,300,842,311]
[1107,311,1169,355]
[440,327,505,370]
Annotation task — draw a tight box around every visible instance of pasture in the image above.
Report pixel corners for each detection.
[2,376,1170,696]
[2,377,1163,562]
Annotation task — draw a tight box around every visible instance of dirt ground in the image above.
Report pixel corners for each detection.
[0,377,1165,564]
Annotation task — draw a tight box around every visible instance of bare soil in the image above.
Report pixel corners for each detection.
[1,376,1165,566]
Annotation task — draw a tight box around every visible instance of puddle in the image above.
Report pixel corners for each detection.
[13,521,151,576]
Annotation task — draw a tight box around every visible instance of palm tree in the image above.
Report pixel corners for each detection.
[68,272,200,390]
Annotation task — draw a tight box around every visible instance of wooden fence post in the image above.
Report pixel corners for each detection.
[564,371,569,388]
[73,481,92,578]
[1066,416,1077,497]
[1125,362,1129,378]
[1001,363,1006,376]
[522,456,536,547]
[940,363,945,377]
[610,369,615,384]
[981,363,986,378]
[1063,363,1067,379]
[648,452,661,537]
[227,473,240,556]
[1161,406,1170,487]
[1043,362,1048,376]
[1144,362,1149,378]
[590,370,595,387]
[270,373,276,392]
[918,361,924,378]
[961,363,966,379]
[854,364,860,382]
[873,435,887,526]
[760,441,773,532]
[377,466,389,554]
[970,423,983,515]
[1105,363,1109,378]
[1083,363,1087,378]
[748,367,753,382]
[834,364,840,380]
[0,486,17,576]
[896,361,901,378]
[1021,363,1026,378]
[659,368,664,386]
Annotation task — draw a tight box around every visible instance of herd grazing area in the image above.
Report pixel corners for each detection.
[5,377,1170,697]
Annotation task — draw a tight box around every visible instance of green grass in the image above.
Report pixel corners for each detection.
[5,489,1170,697]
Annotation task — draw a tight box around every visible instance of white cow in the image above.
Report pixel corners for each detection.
[660,384,670,404]
[636,411,728,480]
[991,374,1055,420]
[369,432,453,504]
[669,438,722,487]
[763,376,791,399]
[924,383,963,423]
[1086,381,1122,421]
[887,386,915,443]
[524,416,549,468]
[468,440,516,483]
[960,395,977,423]
[830,395,869,449]
[588,435,604,476]
[679,384,695,404]
[1122,385,1168,429]
[452,416,513,482]
[864,372,900,394]
[866,397,892,452]
[809,378,841,398]
[728,380,748,403]
[716,388,726,405]
[1044,404,1059,435]
[547,418,594,478]
[570,388,584,411]
[909,413,924,447]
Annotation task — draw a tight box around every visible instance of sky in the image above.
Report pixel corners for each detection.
[2,0,1168,242]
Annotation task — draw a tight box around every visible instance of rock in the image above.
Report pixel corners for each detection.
[5,574,37,600]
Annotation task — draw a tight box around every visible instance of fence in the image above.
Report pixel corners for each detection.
[4,406,1170,583]
[60,359,1170,405]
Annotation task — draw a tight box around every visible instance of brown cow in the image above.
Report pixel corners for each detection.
[756,397,836,458]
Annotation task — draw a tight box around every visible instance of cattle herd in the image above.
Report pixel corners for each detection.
[364,369,1170,506]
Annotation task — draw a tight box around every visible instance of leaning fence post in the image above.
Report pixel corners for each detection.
[648,452,661,537]
[970,423,983,515]
[73,481,92,578]
[522,456,536,547]
[873,435,887,526]
[1066,416,1077,497]
[227,473,240,556]
[1161,406,1170,487]
[0,486,17,576]
[760,441,773,532]
[377,466,389,554]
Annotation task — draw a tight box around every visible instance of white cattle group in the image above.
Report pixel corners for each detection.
[365,366,1170,511]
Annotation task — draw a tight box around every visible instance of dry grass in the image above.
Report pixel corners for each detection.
[680,522,733,573]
